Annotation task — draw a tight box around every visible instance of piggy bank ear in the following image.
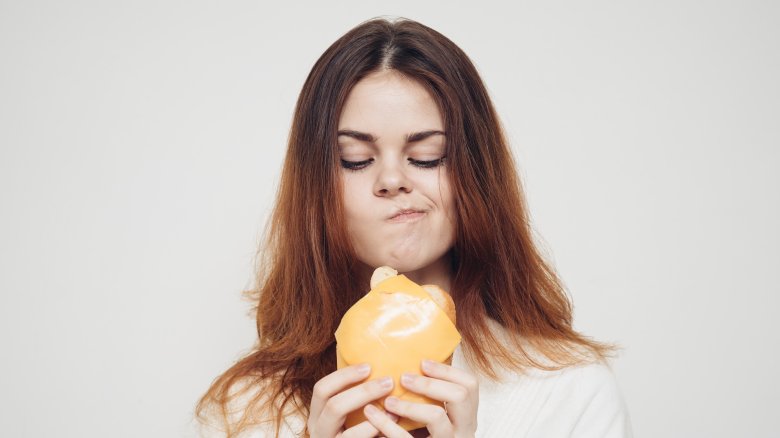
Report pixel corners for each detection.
[421,285,456,324]
[370,266,398,289]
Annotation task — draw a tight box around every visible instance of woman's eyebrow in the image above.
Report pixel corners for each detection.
[407,130,445,143]
[337,129,445,143]
[337,130,376,143]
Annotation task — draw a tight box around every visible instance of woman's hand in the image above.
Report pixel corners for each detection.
[307,363,399,438]
[362,359,479,438]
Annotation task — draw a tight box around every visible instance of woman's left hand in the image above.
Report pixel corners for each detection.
[362,359,478,438]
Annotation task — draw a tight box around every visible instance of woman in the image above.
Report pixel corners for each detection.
[196,17,632,438]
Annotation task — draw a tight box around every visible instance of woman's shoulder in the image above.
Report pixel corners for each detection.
[472,360,633,437]
[455,320,633,437]
[524,358,622,389]
[527,361,633,437]
[557,359,623,390]
[484,319,628,405]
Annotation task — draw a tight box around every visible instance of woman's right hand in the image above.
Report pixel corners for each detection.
[308,363,398,437]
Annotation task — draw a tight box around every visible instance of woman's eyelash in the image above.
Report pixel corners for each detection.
[340,158,373,171]
[340,156,447,171]
[410,157,446,168]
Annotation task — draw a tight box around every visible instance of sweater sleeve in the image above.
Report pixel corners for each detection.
[518,361,633,438]
[568,363,633,438]
[193,377,305,438]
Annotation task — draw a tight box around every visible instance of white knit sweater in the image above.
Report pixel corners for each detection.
[455,350,634,437]
[197,333,633,437]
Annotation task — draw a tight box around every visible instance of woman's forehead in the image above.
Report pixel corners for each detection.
[338,73,443,135]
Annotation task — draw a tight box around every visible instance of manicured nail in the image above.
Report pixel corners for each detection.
[401,373,415,386]
[385,396,399,408]
[357,363,371,375]
[380,376,393,389]
[422,359,435,371]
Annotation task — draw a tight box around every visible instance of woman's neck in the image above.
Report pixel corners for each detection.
[400,253,453,292]
[354,251,454,292]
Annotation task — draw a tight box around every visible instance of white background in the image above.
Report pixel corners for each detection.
[1,1,778,437]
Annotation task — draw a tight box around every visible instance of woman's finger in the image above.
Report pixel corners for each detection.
[364,404,413,438]
[383,396,453,437]
[339,419,381,438]
[400,372,468,404]
[421,359,479,392]
[316,376,395,434]
[310,363,371,420]
[413,360,479,432]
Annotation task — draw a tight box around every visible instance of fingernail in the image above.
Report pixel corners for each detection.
[422,359,435,371]
[385,396,399,408]
[364,404,379,416]
[387,412,400,422]
[380,376,393,389]
[401,373,415,386]
[357,363,371,375]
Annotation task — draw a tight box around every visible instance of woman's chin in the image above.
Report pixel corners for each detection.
[353,257,419,275]
[382,258,440,281]
[377,252,428,273]
[356,245,450,279]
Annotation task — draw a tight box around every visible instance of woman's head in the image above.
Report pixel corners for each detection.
[285,17,515,285]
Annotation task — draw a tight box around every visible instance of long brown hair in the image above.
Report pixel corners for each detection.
[196,16,615,437]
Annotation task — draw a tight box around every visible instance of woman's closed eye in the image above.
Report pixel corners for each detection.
[411,156,446,169]
[340,158,373,171]
[340,156,447,171]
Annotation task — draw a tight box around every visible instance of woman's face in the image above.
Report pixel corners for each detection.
[338,70,456,286]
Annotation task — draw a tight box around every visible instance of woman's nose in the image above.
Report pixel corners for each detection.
[373,161,412,196]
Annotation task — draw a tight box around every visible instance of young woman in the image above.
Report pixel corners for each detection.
[196,17,632,438]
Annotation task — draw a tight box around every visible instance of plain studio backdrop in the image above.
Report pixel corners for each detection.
[1,1,778,437]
